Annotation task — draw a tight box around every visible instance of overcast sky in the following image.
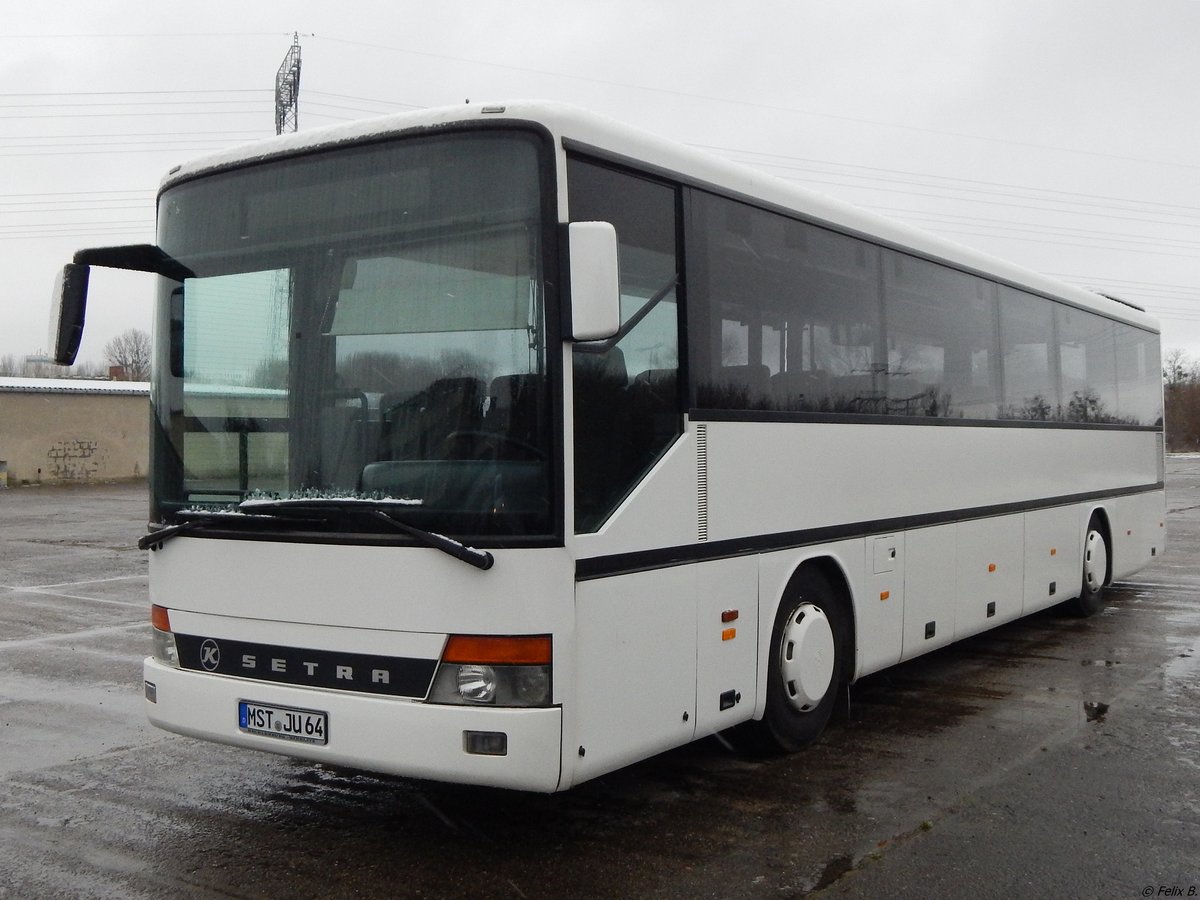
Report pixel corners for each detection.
[4,0,1199,367]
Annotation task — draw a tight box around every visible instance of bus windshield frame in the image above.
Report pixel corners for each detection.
[148,126,562,546]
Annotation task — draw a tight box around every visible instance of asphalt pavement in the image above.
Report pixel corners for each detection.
[0,462,1197,899]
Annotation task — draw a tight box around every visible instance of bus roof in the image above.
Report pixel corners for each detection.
[160,100,1158,334]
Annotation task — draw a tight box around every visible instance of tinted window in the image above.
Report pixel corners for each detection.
[569,159,682,532]
[1056,305,1118,423]
[883,252,1000,418]
[688,190,884,413]
[1115,328,1163,426]
[685,189,1158,430]
[998,286,1056,421]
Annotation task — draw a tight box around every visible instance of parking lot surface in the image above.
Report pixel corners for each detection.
[0,461,1197,898]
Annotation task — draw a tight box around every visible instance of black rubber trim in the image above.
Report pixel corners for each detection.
[574,482,1163,581]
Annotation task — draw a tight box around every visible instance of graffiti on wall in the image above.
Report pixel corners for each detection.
[47,439,105,482]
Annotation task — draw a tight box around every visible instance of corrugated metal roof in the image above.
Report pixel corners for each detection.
[0,377,149,396]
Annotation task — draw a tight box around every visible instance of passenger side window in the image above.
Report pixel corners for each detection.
[1055,305,1118,423]
[883,252,1001,419]
[568,158,682,533]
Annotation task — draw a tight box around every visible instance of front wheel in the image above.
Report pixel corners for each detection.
[759,569,849,753]
[1072,515,1110,617]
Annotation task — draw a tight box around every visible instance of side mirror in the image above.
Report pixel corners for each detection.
[49,263,91,365]
[566,221,621,342]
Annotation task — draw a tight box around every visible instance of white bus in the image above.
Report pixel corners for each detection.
[52,101,1164,791]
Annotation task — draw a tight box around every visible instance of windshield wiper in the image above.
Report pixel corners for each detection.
[369,510,494,570]
[138,508,323,550]
[235,498,495,571]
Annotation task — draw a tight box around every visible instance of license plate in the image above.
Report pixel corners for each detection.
[238,700,328,745]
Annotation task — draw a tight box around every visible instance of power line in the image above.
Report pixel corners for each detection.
[895,223,1200,262]
[3,130,264,142]
[0,88,265,98]
[1048,274,1200,294]
[874,208,1200,253]
[306,90,423,110]
[773,171,1200,233]
[0,110,270,121]
[0,32,289,39]
[0,143,256,157]
[707,143,1200,221]
[311,33,1200,174]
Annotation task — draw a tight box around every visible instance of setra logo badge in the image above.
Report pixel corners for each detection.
[199,639,221,671]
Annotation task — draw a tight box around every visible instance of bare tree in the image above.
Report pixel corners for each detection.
[0,353,104,378]
[104,329,151,381]
[1164,348,1196,388]
[1164,348,1200,451]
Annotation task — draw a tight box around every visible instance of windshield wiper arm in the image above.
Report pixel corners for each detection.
[138,509,324,550]
[234,498,494,571]
[139,520,199,550]
[369,510,494,571]
[74,244,194,282]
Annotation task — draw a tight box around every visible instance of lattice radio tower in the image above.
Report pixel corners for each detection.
[275,32,302,135]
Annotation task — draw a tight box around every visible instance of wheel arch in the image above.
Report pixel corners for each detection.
[774,554,858,679]
[744,552,858,749]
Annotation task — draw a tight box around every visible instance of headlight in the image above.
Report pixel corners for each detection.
[456,665,497,703]
[426,635,552,707]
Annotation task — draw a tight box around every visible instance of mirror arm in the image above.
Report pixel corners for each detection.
[73,244,194,281]
[573,274,677,355]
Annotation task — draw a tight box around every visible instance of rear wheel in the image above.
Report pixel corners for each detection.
[759,568,849,752]
[1072,514,1109,617]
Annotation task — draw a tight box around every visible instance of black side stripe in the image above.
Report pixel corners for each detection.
[574,483,1163,582]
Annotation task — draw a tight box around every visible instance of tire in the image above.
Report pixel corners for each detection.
[1072,514,1110,617]
[758,568,850,753]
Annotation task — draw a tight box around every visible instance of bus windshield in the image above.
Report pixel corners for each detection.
[150,130,555,541]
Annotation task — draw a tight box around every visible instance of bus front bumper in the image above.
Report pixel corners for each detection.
[143,658,564,792]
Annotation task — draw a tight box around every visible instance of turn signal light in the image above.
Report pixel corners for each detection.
[151,604,172,632]
[150,605,179,668]
[443,634,551,665]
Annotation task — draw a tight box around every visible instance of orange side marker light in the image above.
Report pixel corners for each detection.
[151,604,172,632]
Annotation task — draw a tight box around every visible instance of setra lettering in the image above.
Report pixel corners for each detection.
[241,654,256,669]
[336,665,353,681]
[372,669,390,684]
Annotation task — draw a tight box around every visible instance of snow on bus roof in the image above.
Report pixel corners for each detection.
[159,100,1158,334]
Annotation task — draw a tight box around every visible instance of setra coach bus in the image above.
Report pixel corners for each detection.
[51,101,1164,791]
